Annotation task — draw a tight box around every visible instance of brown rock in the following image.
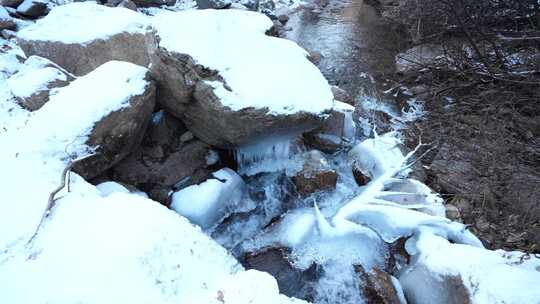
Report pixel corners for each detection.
[16,0,47,18]
[19,31,154,76]
[352,167,371,186]
[331,85,355,106]
[243,247,318,299]
[73,72,156,180]
[110,111,215,203]
[355,266,403,304]
[292,150,338,196]
[304,102,355,153]
[1,0,23,8]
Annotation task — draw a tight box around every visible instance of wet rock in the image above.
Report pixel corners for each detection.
[303,101,356,153]
[331,85,355,106]
[355,266,403,304]
[16,0,47,18]
[17,4,152,76]
[1,28,15,39]
[243,247,319,299]
[111,111,216,203]
[292,150,338,196]
[352,167,371,186]
[72,63,156,180]
[195,0,231,9]
[7,56,74,111]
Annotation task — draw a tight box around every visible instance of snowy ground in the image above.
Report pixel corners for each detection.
[0,2,539,304]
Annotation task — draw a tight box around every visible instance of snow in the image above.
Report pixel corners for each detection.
[17,2,148,44]
[151,9,334,115]
[400,232,540,304]
[0,58,302,304]
[171,168,246,229]
[7,56,68,98]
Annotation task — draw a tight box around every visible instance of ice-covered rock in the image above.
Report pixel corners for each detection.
[17,3,152,76]
[171,168,246,229]
[110,110,215,203]
[399,233,540,304]
[150,8,333,147]
[7,55,73,111]
[347,133,404,180]
[355,266,405,304]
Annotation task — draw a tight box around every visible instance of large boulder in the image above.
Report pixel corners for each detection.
[7,55,74,111]
[17,3,152,76]
[48,61,155,180]
[150,9,333,147]
[110,110,217,203]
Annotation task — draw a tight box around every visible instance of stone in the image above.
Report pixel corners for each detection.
[352,167,371,186]
[17,3,152,76]
[117,0,137,10]
[180,131,194,143]
[307,50,322,64]
[395,44,444,74]
[292,150,338,196]
[16,0,47,18]
[195,0,231,9]
[445,204,461,222]
[111,111,216,203]
[331,85,355,106]
[277,14,289,25]
[1,0,23,8]
[72,63,156,180]
[149,9,333,148]
[355,266,403,304]
[7,56,74,111]
[0,6,15,31]
[243,247,319,299]
[303,101,356,153]
[131,0,175,7]
[0,29,15,39]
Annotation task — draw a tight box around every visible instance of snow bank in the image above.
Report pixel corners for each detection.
[0,61,151,249]
[400,233,540,304]
[17,2,148,44]
[7,56,69,99]
[151,9,334,115]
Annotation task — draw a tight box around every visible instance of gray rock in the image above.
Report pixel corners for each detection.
[196,0,231,9]
[72,71,156,180]
[117,0,137,10]
[131,0,175,7]
[331,85,355,106]
[395,44,444,74]
[303,102,355,153]
[16,0,47,18]
[0,6,15,31]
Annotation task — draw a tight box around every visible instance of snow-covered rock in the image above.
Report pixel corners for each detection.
[399,233,540,304]
[17,3,152,75]
[7,55,73,111]
[150,8,334,147]
[171,168,246,229]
